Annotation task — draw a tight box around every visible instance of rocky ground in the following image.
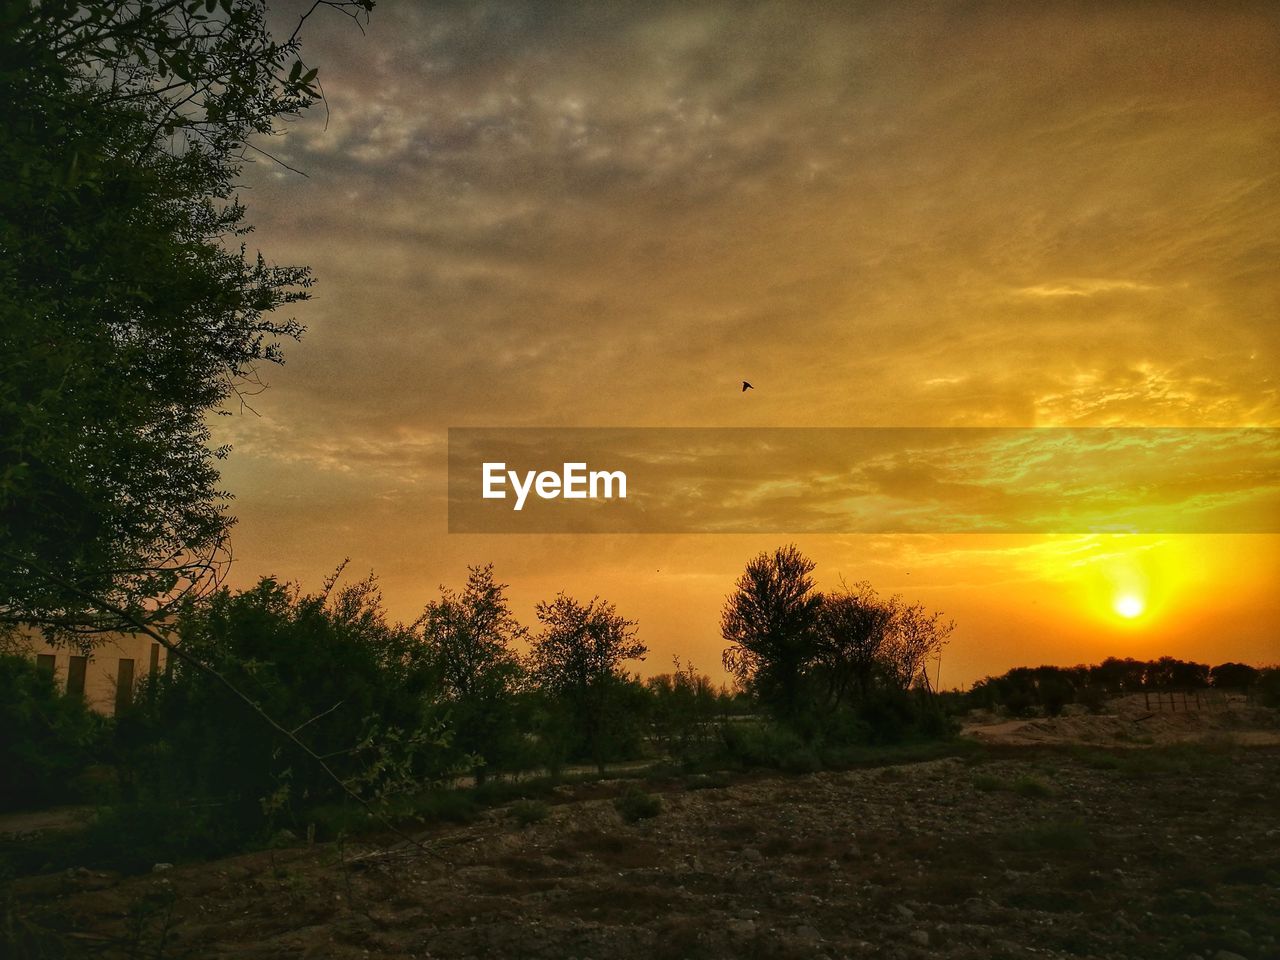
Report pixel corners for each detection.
[10,737,1280,960]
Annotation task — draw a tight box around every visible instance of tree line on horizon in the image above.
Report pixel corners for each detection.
[0,545,956,827]
[3,546,1277,874]
[967,656,1279,718]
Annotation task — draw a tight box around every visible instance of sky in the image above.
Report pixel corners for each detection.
[211,0,1279,686]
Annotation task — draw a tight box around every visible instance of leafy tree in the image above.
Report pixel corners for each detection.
[1088,657,1148,694]
[720,545,822,720]
[1144,656,1210,690]
[814,580,894,705]
[1209,662,1259,690]
[880,598,953,692]
[645,658,726,760]
[528,592,646,772]
[0,0,371,638]
[116,573,451,836]
[419,564,527,783]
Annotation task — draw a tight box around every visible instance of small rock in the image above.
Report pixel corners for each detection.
[906,929,929,946]
[152,863,173,873]
[1213,952,1248,960]
[741,847,763,863]
[896,904,915,920]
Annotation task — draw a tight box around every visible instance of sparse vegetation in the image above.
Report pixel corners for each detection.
[614,787,662,823]
[510,799,550,827]
[6,741,1277,959]
[0,655,105,811]
[1011,774,1054,798]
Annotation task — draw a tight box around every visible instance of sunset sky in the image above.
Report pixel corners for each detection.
[211,1,1279,686]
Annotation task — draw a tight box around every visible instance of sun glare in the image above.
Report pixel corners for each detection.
[1113,593,1145,619]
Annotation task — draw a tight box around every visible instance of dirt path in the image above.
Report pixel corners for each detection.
[0,806,92,838]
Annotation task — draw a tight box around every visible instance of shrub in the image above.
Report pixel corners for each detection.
[851,688,955,744]
[719,722,820,772]
[614,787,662,823]
[1255,667,1280,709]
[510,799,550,827]
[78,801,251,873]
[111,576,459,849]
[0,654,105,811]
[1076,686,1108,714]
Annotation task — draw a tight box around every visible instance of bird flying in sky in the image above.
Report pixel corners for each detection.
[742,381,753,392]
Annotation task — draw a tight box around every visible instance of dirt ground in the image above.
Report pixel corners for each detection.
[961,693,1280,748]
[9,706,1280,959]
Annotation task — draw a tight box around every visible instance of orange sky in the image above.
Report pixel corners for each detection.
[211,1,1279,686]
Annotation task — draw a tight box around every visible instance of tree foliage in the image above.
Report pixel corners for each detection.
[967,656,1273,717]
[720,544,823,719]
[645,658,730,760]
[880,598,954,692]
[0,0,371,637]
[722,546,954,742]
[419,564,527,781]
[528,592,647,771]
[117,572,450,830]
[529,593,646,696]
[0,653,104,810]
[814,579,894,703]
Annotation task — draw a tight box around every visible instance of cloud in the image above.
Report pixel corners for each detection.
[206,1,1280,679]
[1010,280,1159,298]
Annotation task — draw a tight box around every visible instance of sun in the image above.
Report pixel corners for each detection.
[1113,593,1145,619]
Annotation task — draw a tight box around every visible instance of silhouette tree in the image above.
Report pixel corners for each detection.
[1089,657,1147,694]
[0,0,372,639]
[1144,656,1210,690]
[528,592,646,772]
[1209,662,1259,691]
[721,544,823,720]
[645,658,726,759]
[814,580,894,705]
[419,564,527,783]
[880,599,954,692]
